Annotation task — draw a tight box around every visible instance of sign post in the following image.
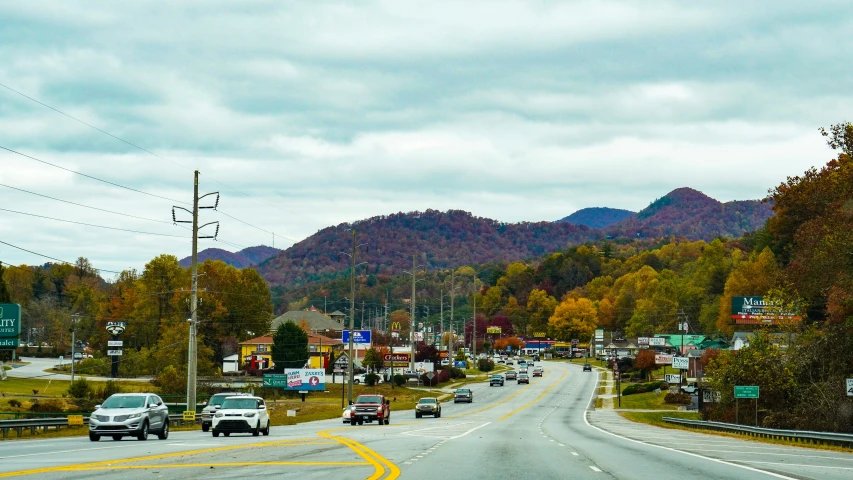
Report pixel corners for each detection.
[734,385,759,425]
[105,322,126,378]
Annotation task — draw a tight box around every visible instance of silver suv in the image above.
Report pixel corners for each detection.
[201,392,250,432]
[89,393,169,441]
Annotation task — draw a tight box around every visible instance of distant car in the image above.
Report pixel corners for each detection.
[533,366,544,377]
[89,393,170,442]
[201,392,251,432]
[497,359,506,364]
[212,395,270,437]
[680,382,700,395]
[342,405,355,423]
[440,359,450,366]
[583,363,592,372]
[506,360,514,366]
[517,373,530,384]
[454,388,473,403]
[518,361,527,369]
[490,374,505,386]
[533,355,540,361]
[505,370,518,380]
[351,373,383,385]
[415,398,441,418]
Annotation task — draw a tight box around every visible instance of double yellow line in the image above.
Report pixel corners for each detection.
[319,430,401,480]
[499,370,568,421]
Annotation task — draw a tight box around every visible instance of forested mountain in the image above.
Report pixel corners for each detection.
[255,210,596,287]
[557,207,635,228]
[604,188,773,240]
[179,245,280,269]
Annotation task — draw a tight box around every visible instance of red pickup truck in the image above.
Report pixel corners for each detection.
[351,394,390,426]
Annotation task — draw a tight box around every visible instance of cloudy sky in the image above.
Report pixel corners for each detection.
[1,1,851,275]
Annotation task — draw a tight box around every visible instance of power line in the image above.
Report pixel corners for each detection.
[0,144,190,205]
[0,207,190,238]
[0,183,173,224]
[0,240,123,274]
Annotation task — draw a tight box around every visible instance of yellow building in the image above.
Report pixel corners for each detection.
[239,332,343,370]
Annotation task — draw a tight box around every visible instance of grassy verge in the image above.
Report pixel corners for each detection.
[616,391,680,410]
[619,411,700,428]
[0,377,153,398]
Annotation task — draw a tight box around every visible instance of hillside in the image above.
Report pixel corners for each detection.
[605,188,773,239]
[255,209,597,286]
[179,245,280,269]
[557,207,635,229]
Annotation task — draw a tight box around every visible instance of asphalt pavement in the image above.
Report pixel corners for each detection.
[1,361,851,479]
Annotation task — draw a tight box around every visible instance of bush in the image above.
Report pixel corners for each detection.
[155,365,186,395]
[71,398,98,413]
[95,380,123,400]
[392,374,407,387]
[67,378,93,399]
[664,392,692,405]
[449,367,466,379]
[364,373,380,386]
[75,357,110,377]
[477,358,495,372]
[7,399,21,408]
[622,381,669,396]
[29,398,66,413]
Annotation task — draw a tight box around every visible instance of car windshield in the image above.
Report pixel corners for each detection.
[419,398,437,404]
[209,394,232,406]
[356,396,382,404]
[101,396,146,409]
[456,389,470,394]
[221,398,258,409]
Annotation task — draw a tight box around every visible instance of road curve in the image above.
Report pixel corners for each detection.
[1,361,851,479]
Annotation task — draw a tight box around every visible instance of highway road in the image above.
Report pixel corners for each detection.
[1,361,851,479]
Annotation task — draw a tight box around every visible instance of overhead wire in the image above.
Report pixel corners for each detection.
[0,207,191,239]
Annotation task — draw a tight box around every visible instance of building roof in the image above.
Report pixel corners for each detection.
[240,332,343,346]
[272,310,344,332]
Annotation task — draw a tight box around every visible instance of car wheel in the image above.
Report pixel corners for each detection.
[358,420,363,426]
[137,421,149,441]
[416,412,421,418]
[384,418,389,425]
[263,422,270,436]
[158,421,169,440]
[224,432,230,437]
[213,430,220,437]
[112,435,122,441]
[89,433,100,442]
[435,412,441,418]
[353,379,360,384]
[202,424,210,432]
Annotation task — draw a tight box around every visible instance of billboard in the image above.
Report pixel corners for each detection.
[655,354,673,365]
[342,330,372,345]
[279,369,326,391]
[383,353,411,367]
[414,361,434,374]
[486,326,502,334]
[648,337,666,347]
[672,357,689,370]
[731,296,800,325]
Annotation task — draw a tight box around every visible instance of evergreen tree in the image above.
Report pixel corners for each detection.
[0,263,11,303]
[271,321,308,372]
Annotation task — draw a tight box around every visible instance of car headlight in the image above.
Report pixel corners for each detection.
[243,412,256,417]
[215,413,223,418]
[127,413,142,419]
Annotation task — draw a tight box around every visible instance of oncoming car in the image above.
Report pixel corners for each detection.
[212,396,270,437]
[89,393,169,442]
[201,392,251,432]
[415,398,441,418]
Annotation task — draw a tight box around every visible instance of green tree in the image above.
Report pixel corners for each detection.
[362,347,384,372]
[271,321,308,371]
[526,289,556,335]
[0,263,11,303]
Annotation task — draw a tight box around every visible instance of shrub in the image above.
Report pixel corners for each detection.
[7,399,21,408]
[67,378,93,399]
[449,367,466,379]
[71,398,98,413]
[477,358,495,372]
[392,374,407,387]
[155,365,186,395]
[29,398,66,413]
[664,392,692,405]
[622,381,669,396]
[75,357,110,377]
[96,380,123,400]
[364,373,380,386]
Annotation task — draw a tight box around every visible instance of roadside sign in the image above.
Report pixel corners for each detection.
[595,329,604,341]
[342,330,372,345]
[665,374,681,384]
[67,415,84,426]
[734,385,759,399]
[0,338,19,348]
[107,340,123,347]
[649,338,666,347]
[107,349,123,356]
[263,373,288,387]
[105,321,126,336]
[703,389,722,403]
[425,372,435,380]
[182,411,196,421]
[383,353,411,367]
[333,368,344,373]
[655,354,673,365]
[0,304,22,338]
[672,357,689,370]
[284,369,326,391]
[846,378,853,397]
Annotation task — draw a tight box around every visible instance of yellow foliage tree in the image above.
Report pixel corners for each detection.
[548,297,598,341]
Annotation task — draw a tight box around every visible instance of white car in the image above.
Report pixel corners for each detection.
[212,396,270,437]
[350,373,384,384]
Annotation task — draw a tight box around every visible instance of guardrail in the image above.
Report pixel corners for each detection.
[0,413,200,439]
[662,416,853,449]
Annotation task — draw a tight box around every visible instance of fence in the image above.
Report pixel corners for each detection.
[662,416,853,449]
[0,413,199,439]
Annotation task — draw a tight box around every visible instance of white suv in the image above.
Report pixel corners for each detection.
[212,396,270,437]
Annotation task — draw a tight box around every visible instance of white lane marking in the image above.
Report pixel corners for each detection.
[449,422,491,440]
[558,444,565,447]
[571,452,578,456]
[590,466,602,472]
[582,382,798,479]
[404,462,413,465]
[0,444,130,460]
[741,461,853,470]
[677,449,853,461]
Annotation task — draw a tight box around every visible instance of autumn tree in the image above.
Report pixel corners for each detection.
[362,347,384,372]
[633,349,656,381]
[526,289,556,335]
[548,297,597,342]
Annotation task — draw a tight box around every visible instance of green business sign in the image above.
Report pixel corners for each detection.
[0,304,22,338]
[734,385,759,399]
[0,338,20,348]
[263,374,288,388]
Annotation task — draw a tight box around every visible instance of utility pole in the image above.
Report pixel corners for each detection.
[450,270,455,355]
[173,170,219,416]
[410,254,416,372]
[440,289,444,352]
[472,290,477,357]
[340,230,368,405]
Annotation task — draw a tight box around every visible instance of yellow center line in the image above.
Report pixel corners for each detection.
[499,370,568,421]
[318,430,394,480]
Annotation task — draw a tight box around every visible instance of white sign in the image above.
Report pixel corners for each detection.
[703,389,722,403]
[655,354,673,365]
[594,329,604,341]
[637,337,649,346]
[107,349,123,356]
[414,332,424,341]
[672,357,689,370]
[649,337,666,347]
[665,374,681,384]
[414,361,434,373]
[847,378,853,397]
[107,340,123,347]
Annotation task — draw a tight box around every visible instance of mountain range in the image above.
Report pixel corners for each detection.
[181,187,774,288]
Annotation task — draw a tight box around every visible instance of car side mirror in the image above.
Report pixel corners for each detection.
[214,405,221,410]
[149,403,158,409]
[94,405,101,410]
[202,401,208,406]
[259,405,266,409]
